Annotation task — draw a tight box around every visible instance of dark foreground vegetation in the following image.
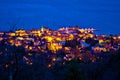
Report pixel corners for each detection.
[0,39,120,80]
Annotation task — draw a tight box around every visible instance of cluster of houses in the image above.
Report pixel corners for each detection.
[0,26,120,67]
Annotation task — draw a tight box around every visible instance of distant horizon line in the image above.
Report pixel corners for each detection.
[0,26,120,36]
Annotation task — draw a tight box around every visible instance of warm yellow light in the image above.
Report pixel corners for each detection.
[79,57,82,60]
[41,27,44,32]
[102,48,107,52]
[58,33,61,36]
[38,33,42,36]
[48,64,51,68]
[79,29,85,33]
[48,37,53,42]
[69,34,74,40]
[99,39,104,44]
[44,36,53,42]
[89,34,94,38]
[52,58,56,61]
[10,33,16,36]
[16,30,25,33]
[56,37,61,41]
[87,28,91,33]
[29,46,33,50]
[94,47,100,51]
[78,34,83,37]
[17,37,24,40]
[15,41,22,47]
[113,37,117,40]
[59,27,65,30]
[65,47,70,51]
[48,43,62,53]
[68,58,72,61]
[9,40,14,45]
[25,45,28,49]
[118,36,120,39]
[19,34,23,36]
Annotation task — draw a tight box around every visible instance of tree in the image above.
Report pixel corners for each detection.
[85,38,98,50]
[64,60,84,80]
[64,39,80,48]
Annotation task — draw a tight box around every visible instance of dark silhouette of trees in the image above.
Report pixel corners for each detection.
[64,38,80,48]
[64,60,83,80]
[85,38,98,47]
[0,39,25,80]
[85,38,98,50]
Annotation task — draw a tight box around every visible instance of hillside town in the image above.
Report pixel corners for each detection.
[0,26,120,80]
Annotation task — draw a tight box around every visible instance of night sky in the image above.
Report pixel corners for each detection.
[0,0,120,34]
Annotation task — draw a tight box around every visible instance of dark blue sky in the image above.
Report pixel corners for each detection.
[0,0,120,34]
